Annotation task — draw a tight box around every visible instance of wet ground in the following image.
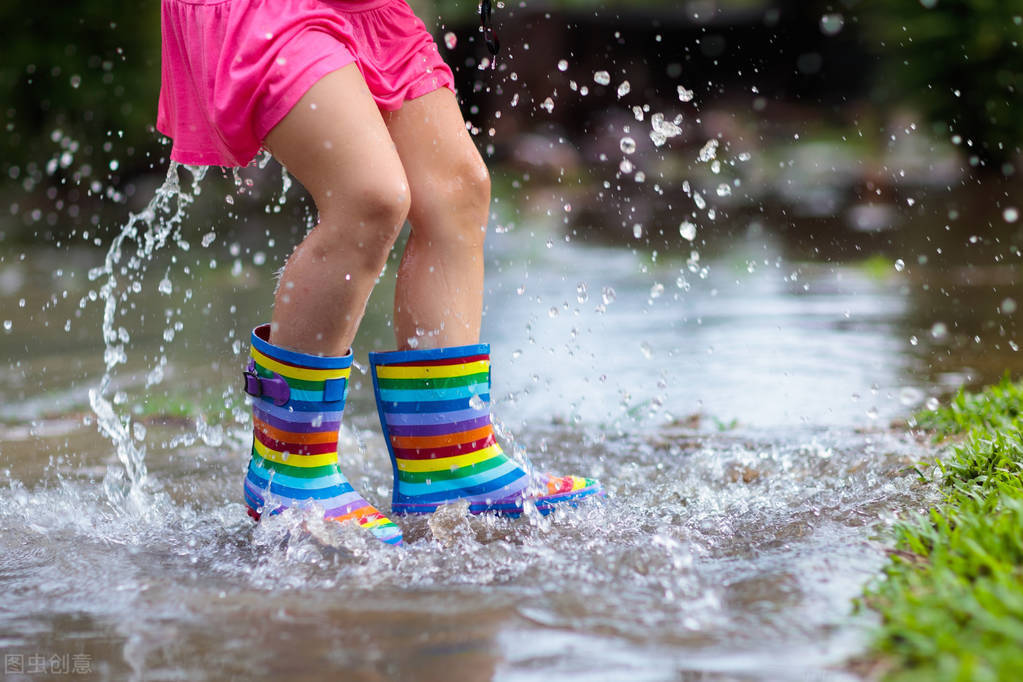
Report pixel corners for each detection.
[1,166,1022,681]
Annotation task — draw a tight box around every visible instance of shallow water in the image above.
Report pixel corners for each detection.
[1,176,1021,680]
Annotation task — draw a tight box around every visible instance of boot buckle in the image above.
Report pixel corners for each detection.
[243,359,291,406]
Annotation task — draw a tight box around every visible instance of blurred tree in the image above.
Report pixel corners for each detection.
[860,0,1023,169]
[0,1,163,192]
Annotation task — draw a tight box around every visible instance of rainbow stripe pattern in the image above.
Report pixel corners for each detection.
[369,343,603,516]
[242,324,402,545]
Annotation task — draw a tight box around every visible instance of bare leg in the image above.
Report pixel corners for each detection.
[263,65,411,356]
[383,88,491,350]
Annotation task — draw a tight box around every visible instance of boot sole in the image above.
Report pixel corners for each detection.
[391,483,605,517]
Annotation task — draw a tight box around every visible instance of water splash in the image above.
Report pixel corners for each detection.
[86,162,207,514]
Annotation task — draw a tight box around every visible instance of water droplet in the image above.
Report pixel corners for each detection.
[2,320,11,332]
[601,286,617,304]
[909,335,919,346]
[633,223,643,238]
[617,80,631,98]
[1003,207,1019,223]
[1001,298,1018,315]
[677,85,694,102]
[70,75,82,89]
[920,0,938,7]
[201,231,216,248]
[649,283,664,299]
[899,387,924,407]
[679,221,697,241]
[444,32,457,49]
[619,136,636,154]
[619,159,634,174]
[894,258,905,272]
[576,282,589,303]
[819,13,844,35]
[593,70,611,85]
[540,97,554,113]
[469,394,485,410]
[930,322,948,340]
[698,139,719,162]
[639,341,653,359]
[651,112,682,138]
[925,396,940,411]
[716,183,731,197]
[548,306,559,318]
[557,59,568,71]
[158,277,173,295]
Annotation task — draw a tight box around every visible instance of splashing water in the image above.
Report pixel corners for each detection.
[85,162,206,514]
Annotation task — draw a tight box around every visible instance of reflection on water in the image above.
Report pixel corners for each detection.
[0,176,1020,680]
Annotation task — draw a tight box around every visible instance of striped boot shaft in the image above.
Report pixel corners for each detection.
[369,344,603,516]
[243,324,402,545]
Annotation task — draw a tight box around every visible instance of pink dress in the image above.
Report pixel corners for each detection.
[157,0,455,167]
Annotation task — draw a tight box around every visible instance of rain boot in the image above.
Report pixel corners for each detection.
[242,324,402,545]
[368,343,603,516]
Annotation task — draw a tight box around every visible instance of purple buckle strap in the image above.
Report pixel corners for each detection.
[243,358,291,406]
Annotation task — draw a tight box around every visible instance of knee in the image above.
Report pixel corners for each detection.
[317,178,411,266]
[457,153,492,217]
[345,177,411,239]
[411,152,491,238]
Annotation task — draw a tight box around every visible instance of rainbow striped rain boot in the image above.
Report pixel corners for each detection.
[369,344,603,516]
[242,324,402,545]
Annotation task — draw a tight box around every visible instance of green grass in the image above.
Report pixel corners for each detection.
[913,374,1023,438]
[865,375,1023,680]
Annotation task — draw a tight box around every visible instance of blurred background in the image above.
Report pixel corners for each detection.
[4,0,1022,230]
[3,0,1023,405]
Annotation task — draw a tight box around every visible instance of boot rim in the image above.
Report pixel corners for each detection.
[251,323,353,369]
[368,343,490,365]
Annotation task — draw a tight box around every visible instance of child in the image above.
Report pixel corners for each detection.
[158,0,602,545]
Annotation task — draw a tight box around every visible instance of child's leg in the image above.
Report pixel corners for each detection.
[241,65,409,545]
[263,65,411,356]
[382,89,491,350]
[370,90,604,517]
